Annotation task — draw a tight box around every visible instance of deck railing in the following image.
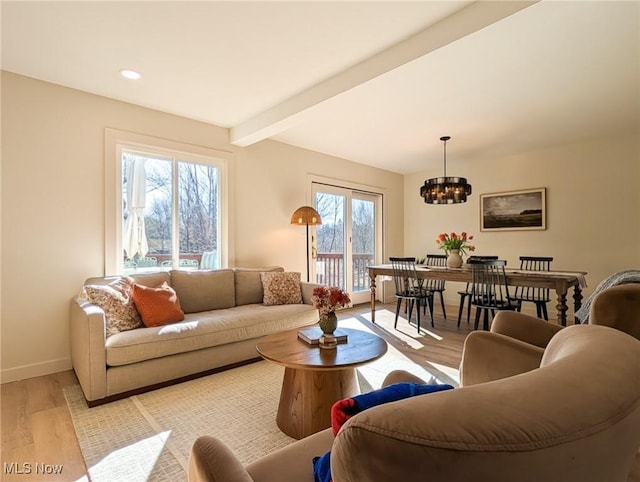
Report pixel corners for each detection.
[316,252,375,291]
[124,252,375,292]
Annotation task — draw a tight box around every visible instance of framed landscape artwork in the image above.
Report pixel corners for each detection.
[480,188,546,231]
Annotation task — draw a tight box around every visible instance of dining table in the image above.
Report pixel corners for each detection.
[368,264,588,326]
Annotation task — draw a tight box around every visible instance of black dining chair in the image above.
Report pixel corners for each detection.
[469,259,520,330]
[513,256,554,320]
[457,256,499,327]
[423,254,448,320]
[390,257,434,332]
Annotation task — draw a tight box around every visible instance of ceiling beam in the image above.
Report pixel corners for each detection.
[230,0,539,147]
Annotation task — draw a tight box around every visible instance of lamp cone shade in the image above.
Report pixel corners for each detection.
[290,206,322,225]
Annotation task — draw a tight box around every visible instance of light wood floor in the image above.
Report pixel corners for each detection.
[0,301,473,482]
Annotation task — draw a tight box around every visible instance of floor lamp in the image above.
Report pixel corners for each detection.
[291,206,322,282]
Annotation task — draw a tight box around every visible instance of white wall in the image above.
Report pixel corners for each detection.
[233,139,404,270]
[404,133,640,314]
[0,72,404,382]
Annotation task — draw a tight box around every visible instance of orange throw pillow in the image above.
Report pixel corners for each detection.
[132,282,185,327]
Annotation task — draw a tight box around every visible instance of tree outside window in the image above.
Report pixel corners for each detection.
[121,151,219,272]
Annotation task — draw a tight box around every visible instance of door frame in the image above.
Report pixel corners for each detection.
[309,176,384,305]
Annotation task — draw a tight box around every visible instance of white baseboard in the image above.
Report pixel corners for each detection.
[0,357,72,384]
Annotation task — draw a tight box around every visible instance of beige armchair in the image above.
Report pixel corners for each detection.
[461,283,640,385]
[459,309,563,386]
[189,319,640,482]
[589,283,640,339]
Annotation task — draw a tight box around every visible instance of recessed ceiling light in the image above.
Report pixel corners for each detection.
[119,69,141,80]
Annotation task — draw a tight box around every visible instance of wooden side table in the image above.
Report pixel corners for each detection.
[256,327,388,439]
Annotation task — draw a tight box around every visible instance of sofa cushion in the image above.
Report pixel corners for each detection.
[261,272,302,305]
[132,281,185,327]
[105,303,319,366]
[130,271,171,288]
[170,269,235,313]
[234,266,284,306]
[84,278,143,337]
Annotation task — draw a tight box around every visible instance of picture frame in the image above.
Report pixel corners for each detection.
[480,188,546,231]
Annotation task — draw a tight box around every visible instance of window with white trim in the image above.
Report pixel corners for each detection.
[105,129,229,275]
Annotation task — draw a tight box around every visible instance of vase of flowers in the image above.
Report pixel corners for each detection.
[318,310,338,335]
[435,232,475,269]
[312,286,351,348]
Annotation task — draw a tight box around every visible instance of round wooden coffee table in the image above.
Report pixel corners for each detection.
[256,327,387,440]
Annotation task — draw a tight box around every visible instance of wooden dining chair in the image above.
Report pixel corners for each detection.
[390,257,434,333]
[469,259,519,330]
[423,254,448,320]
[513,256,554,320]
[457,256,499,327]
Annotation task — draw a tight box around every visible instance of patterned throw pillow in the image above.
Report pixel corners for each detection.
[261,272,302,305]
[84,278,143,337]
[131,281,185,327]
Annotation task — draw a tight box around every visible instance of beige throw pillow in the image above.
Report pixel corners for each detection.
[261,272,302,305]
[84,277,143,337]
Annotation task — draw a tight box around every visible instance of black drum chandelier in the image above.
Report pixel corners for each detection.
[420,136,472,204]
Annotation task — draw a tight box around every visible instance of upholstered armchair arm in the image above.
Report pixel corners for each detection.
[460,331,545,386]
[188,429,334,482]
[189,436,255,482]
[382,370,429,387]
[245,429,333,482]
[491,310,563,348]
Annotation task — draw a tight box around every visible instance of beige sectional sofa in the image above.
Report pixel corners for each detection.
[70,267,320,405]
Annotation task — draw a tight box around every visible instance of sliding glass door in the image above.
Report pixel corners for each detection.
[312,184,381,305]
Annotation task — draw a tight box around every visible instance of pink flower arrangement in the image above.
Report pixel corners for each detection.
[435,231,476,256]
[311,286,351,316]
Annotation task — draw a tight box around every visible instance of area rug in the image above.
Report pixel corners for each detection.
[65,315,459,482]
